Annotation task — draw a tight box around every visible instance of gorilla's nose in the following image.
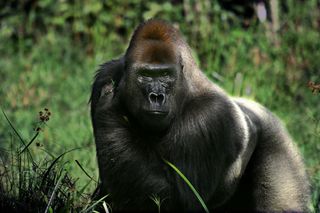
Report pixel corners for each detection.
[148,92,165,106]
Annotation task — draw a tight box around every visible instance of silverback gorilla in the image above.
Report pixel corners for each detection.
[90,20,310,212]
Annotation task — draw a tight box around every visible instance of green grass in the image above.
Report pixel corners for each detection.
[0,1,319,211]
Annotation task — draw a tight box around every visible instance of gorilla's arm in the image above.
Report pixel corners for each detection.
[91,61,172,211]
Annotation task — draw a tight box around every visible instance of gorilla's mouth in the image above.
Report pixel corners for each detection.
[146,110,168,116]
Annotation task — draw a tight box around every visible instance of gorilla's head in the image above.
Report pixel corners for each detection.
[119,20,187,132]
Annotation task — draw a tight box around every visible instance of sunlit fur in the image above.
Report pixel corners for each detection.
[90,19,311,212]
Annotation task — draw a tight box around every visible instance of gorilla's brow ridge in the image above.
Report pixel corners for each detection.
[132,63,176,71]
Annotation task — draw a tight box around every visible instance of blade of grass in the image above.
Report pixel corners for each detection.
[2,109,26,146]
[44,172,65,213]
[2,109,34,163]
[150,194,164,213]
[78,179,92,196]
[40,148,79,187]
[38,147,56,158]
[0,151,12,188]
[19,131,39,155]
[163,159,209,213]
[75,160,98,183]
[80,195,108,213]
[102,201,110,213]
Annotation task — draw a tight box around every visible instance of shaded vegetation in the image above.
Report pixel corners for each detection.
[0,109,106,212]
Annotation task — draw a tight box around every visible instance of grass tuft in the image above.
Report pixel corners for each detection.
[0,109,103,212]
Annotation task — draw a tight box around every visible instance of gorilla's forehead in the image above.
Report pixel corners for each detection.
[132,40,177,64]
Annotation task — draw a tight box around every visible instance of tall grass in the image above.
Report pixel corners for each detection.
[0,109,104,212]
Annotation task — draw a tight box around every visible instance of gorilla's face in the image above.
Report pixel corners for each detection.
[124,63,182,132]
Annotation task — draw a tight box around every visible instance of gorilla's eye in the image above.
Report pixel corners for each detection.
[162,71,169,76]
[138,69,153,77]
[138,69,172,78]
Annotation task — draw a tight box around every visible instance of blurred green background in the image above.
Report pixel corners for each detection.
[0,0,319,210]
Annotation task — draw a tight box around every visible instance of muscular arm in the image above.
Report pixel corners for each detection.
[91,60,171,211]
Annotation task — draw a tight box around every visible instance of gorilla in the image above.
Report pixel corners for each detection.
[90,19,310,212]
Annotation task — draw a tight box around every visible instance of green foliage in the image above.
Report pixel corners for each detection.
[0,0,319,211]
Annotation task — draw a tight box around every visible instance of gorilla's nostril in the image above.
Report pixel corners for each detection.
[158,93,165,105]
[149,93,158,103]
[148,92,165,105]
